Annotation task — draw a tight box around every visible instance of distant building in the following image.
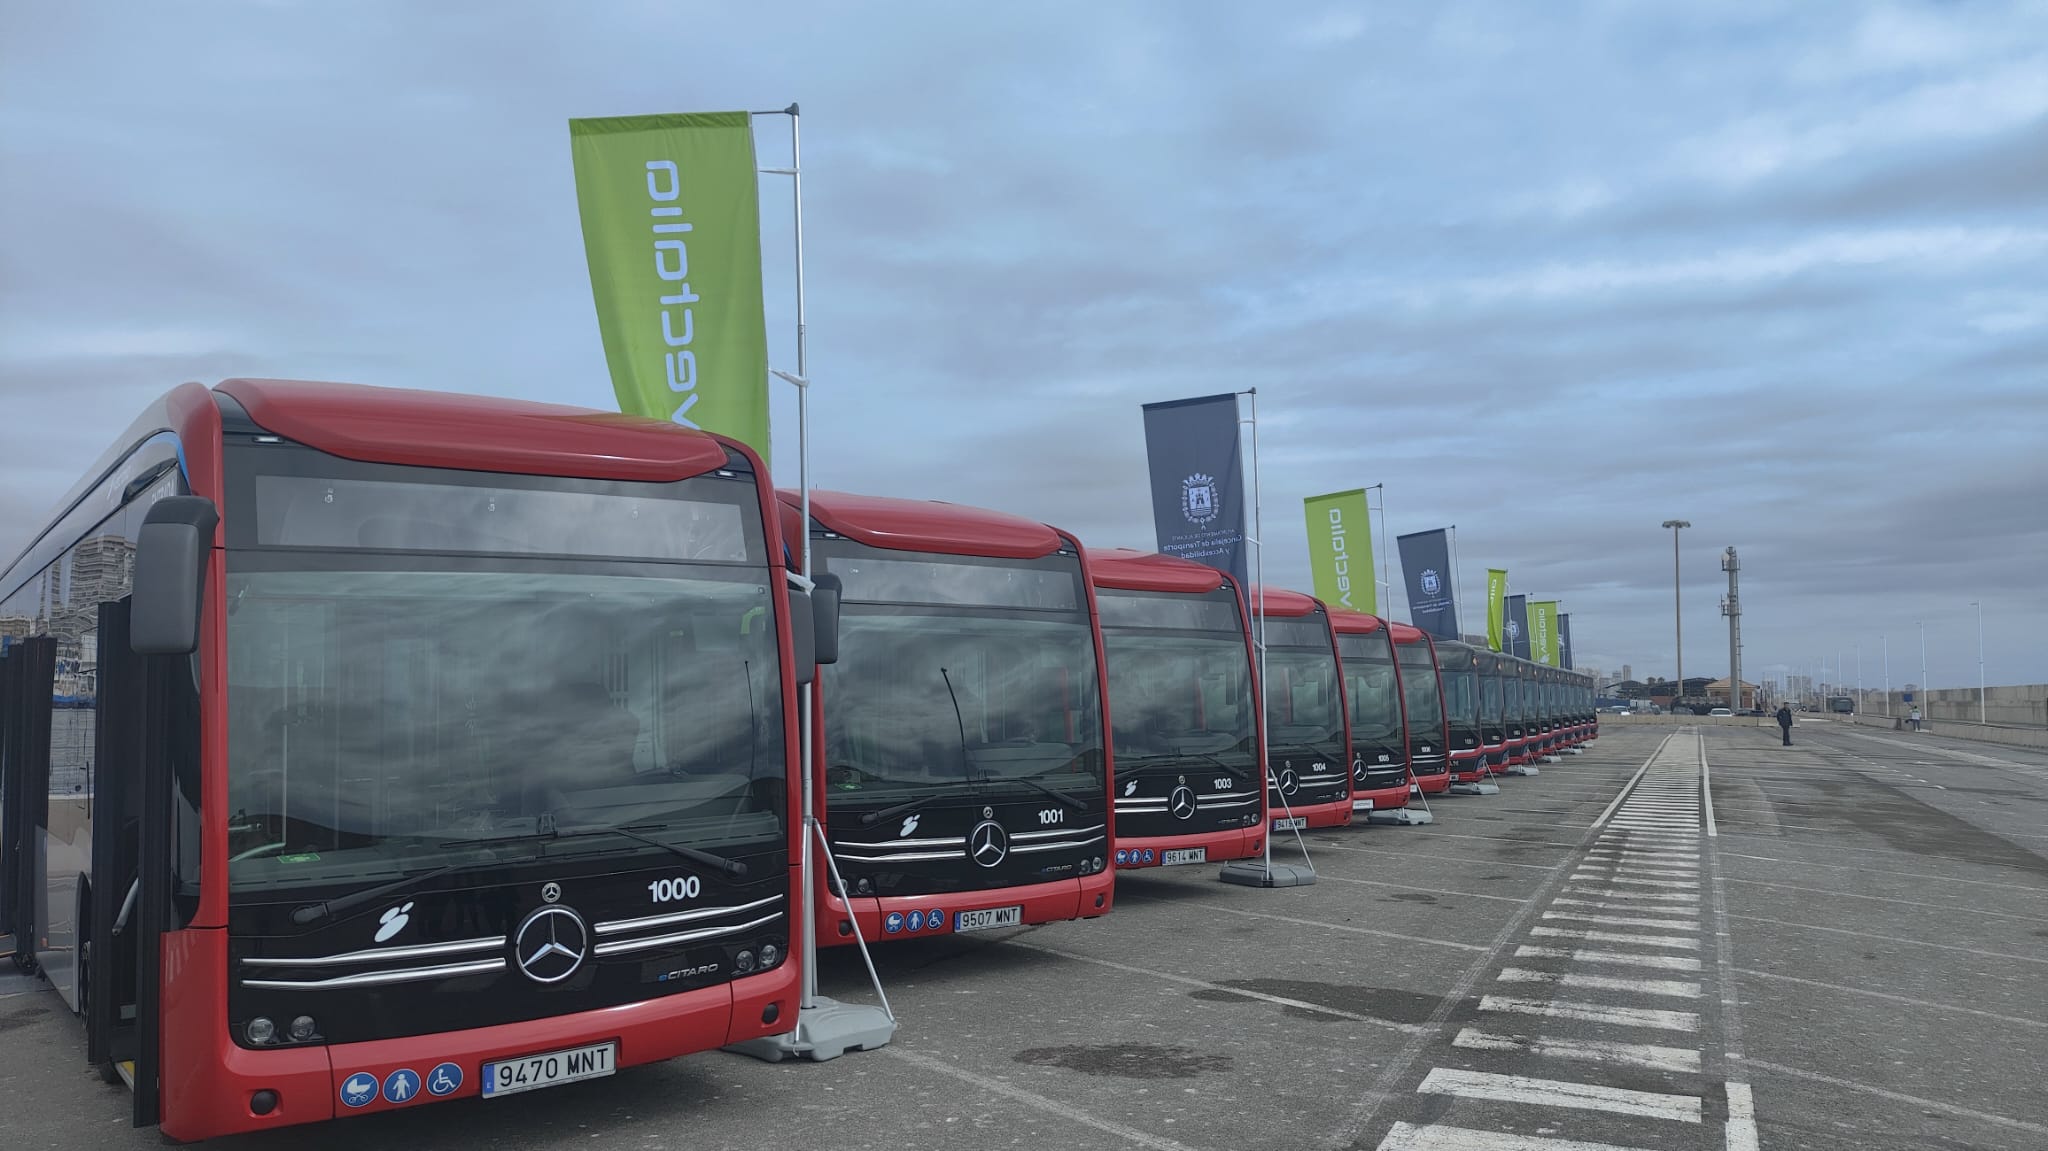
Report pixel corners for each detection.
[1621,664,1632,682]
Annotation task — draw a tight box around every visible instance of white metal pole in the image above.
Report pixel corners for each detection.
[787,106,818,1013]
[1919,622,1927,725]
[1245,389,1272,877]
[1883,634,1890,715]
[1450,524,1470,643]
[1374,484,1394,621]
[1968,603,1977,722]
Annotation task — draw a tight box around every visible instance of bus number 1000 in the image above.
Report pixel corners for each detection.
[648,876,703,903]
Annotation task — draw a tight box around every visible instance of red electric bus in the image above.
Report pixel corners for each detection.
[779,491,1114,945]
[1475,649,1509,773]
[1500,657,1531,767]
[1090,549,1265,870]
[0,380,819,1141]
[1327,611,1413,817]
[1389,623,1451,795]
[1432,641,1488,785]
[1253,588,1353,832]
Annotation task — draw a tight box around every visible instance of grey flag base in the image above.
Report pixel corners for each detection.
[727,997,898,1063]
[1505,763,1540,776]
[1450,781,1501,795]
[1220,859,1318,887]
[1367,807,1435,825]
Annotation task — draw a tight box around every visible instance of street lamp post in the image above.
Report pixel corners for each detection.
[1662,520,1689,702]
[1882,634,1890,716]
[1972,601,1985,724]
[1918,621,1927,726]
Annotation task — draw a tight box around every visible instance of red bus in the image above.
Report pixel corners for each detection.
[0,380,820,1140]
[1253,588,1353,832]
[1503,656,1534,767]
[1327,611,1413,817]
[780,490,1114,945]
[1389,623,1452,795]
[1432,640,1489,785]
[1090,549,1265,870]
[1475,649,1510,773]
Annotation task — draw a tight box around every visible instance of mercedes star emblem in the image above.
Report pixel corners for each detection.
[969,820,1009,868]
[1169,785,1198,821]
[1278,767,1300,796]
[513,905,589,984]
[1352,757,1368,782]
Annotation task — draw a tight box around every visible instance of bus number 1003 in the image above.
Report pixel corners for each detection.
[648,876,702,903]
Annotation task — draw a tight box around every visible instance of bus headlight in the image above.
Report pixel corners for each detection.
[734,949,757,973]
[855,877,874,895]
[245,1017,277,1045]
[759,944,781,969]
[288,1015,318,1042]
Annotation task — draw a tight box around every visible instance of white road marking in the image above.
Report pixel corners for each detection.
[1496,967,1701,998]
[1572,872,1698,890]
[1189,904,1490,952]
[1541,911,1699,931]
[1735,967,2048,1028]
[999,940,1434,1034]
[1478,994,1700,1032]
[1552,897,1700,915]
[883,1047,1200,1151]
[1719,875,2048,924]
[1699,737,1718,838]
[1377,1121,1665,1150]
[1318,874,1533,904]
[1302,842,1561,873]
[1575,862,1700,877]
[1591,736,1670,829]
[1727,913,2048,964]
[1417,1068,1702,1123]
[1514,945,1702,971]
[1724,1083,1757,1151]
[1717,849,2048,895]
[1746,1058,2048,1139]
[1452,1027,1701,1074]
[1529,925,1699,949]
[1563,887,1701,903]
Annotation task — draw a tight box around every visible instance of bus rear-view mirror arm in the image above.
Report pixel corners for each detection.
[131,495,220,656]
[811,572,842,666]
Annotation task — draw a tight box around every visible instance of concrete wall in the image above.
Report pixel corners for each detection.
[1871,684,2048,728]
[1842,710,2048,751]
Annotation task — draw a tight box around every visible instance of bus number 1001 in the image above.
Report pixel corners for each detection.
[648,876,702,903]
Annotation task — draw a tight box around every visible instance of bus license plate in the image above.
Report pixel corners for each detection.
[481,1042,616,1099]
[1161,847,1207,866]
[1352,798,1375,811]
[956,905,1023,933]
[1272,816,1307,831]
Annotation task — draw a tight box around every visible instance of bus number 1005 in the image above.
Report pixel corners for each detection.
[648,876,702,903]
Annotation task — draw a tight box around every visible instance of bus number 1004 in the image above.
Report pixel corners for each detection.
[648,876,702,903]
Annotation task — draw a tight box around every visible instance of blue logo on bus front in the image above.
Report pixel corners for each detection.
[340,1072,378,1109]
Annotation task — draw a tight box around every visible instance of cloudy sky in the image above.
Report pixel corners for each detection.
[4,2,2045,691]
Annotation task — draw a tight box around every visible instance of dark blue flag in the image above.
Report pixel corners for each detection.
[1141,394,1248,591]
[1396,528,1459,639]
[1505,594,1530,659]
[1558,613,1575,670]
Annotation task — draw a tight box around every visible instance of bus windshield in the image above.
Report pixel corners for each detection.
[1481,669,1504,725]
[1262,618,1344,762]
[1397,644,1444,733]
[222,453,786,892]
[1444,666,1479,728]
[1098,590,1256,767]
[1336,632,1402,743]
[820,548,1103,798]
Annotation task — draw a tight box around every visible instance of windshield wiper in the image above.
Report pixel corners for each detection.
[552,823,749,879]
[291,860,477,927]
[861,791,947,827]
[991,772,1090,811]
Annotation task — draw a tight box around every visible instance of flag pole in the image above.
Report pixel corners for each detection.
[732,105,896,1064]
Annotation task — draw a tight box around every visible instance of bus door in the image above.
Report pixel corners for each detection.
[85,601,145,1095]
[2,636,57,968]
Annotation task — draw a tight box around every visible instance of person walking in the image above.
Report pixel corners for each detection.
[1775,703,1794,747]
[1909,705,1922,732]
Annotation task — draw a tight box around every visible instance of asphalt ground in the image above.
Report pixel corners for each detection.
[3,718,2045,1149]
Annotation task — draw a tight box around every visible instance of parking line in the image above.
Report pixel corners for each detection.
[1725,1083,1757,1151]
[1727,913,2048,964]
[1306,842,1563,873]
[883,1047,1202,1151]
[1745,1058,2048,1139]
[1718,875,2048,924]
[1451,1027,1701,1074]
[1735,967,2048,1028]
[1540,911,1699,931]
[1477,995,1700,1033]
[1571,873,1698,889]
[1417,1068,1702,1123]
[1564,887,1700,903]
[1190,904,1489,951]
[1317,874,1533,904]
[1717,850,2048,896]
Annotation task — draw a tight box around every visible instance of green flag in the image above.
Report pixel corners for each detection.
[1303,489,1374,614]
[1486,569,1508,652]
[570,111,770,462]
[1530,600,1560,667]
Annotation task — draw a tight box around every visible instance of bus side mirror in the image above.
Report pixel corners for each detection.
[131,496,219,656]
[811,573,842,666]
[789,588,816,686]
